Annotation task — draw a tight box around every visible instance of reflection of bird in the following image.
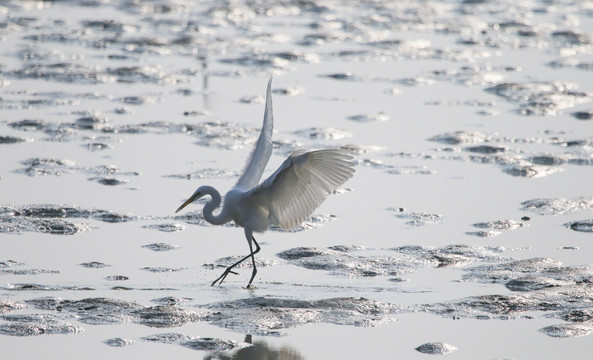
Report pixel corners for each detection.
[176,77,355,287]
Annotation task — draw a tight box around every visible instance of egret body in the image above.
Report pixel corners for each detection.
[176,77,355,287]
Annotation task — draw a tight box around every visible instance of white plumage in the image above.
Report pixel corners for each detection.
[176,77,355,287]
[251,149,354,230]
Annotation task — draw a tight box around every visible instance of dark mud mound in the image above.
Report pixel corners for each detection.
[393,244,508,269]
[151,297,191,306]
[26,297,143,325]
[0,317,83,337]
[347,112,389,123]
[79,261,110,269]
[485,82,591,116]
[15,158,78,177]
[142,243,180,252]
[14,158,141,183]
[558,309,593,323]
[205,297,399,336]
[539,323,593,338]
[142,332,249,351]
[390,208,444,227]
[0,268,59,275]
[429,131,490,145]
[0,216,92,235]
[467,219,528,237]
[462,257,593,289]
[140,267,185,273]
[565,220,593,233]
[105,337,136,347]
[23,297,203,328]
[422,256,593,320]
[0,300,23,314]
[0,135,25,144]
[0,204,140,235]
[471,219,527,231]
[521,197,593,215]
[277,246,421,278]
[415,342,458,355]
[423,284,593,320]
[131,305,201,328]
[279,244,507,278]
[142,223,185,232]
[428,130,593,179]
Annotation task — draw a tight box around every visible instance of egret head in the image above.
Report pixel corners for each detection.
[175,186,207,213]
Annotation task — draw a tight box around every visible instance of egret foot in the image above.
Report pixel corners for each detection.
[211,267,239,286]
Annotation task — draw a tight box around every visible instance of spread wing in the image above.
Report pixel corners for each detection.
[234,76,274,191]
[250,149,355,230]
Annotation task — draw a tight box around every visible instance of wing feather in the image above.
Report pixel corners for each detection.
[235,77,274,190]
[250,149,355,230]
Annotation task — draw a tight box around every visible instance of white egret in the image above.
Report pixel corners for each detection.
[175,77,355,287]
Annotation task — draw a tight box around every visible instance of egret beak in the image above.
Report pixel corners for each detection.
[175,193,199,213]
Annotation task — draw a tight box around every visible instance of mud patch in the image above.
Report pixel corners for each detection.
[24,297,203,328]
[151,297,191,306]
[429,131,490,145]
[105,337,136,347]
[205,297,399,336]
[485,82,591,116]
[347,112,389,123]
[0,135,25,144]
[467,219,528,237]
[279,244,504,278]
[0,319,83,337]
[0,300,23,314]
[462,258,593,289]
[79,262,110,269]
[140,267,185,273]
[393,244,507,269]
[390,208,444,227]
[278,246,417,278]
[142,223,185,232]
[422,256,593,321]
[142,243,180,252]
[539,323,593,338]
[422,284,593,320]
[142,332,249,351]
[520,197,593,216]
[565,220,593,233]
[0,204,141,235]
[415,342,458,355]
[428,130,593,179]
[0,269,59,275]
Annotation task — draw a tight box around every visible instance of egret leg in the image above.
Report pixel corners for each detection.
[211,236,260,286]
[247,237,260,288]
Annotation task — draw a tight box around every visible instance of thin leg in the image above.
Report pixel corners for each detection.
[247,237,260,288]
[211,236,261,286]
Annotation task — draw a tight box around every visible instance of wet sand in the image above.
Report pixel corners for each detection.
[1,1,593,359]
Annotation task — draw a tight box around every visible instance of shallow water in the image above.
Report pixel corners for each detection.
[1,0,593,359]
